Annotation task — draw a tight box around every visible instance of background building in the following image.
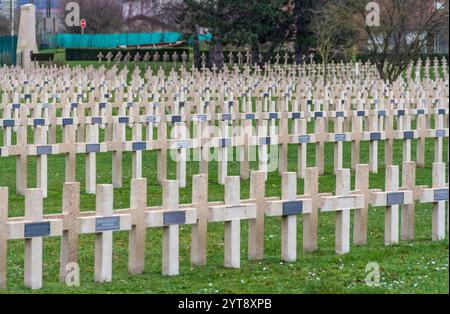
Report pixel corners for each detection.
[0,0,16,18]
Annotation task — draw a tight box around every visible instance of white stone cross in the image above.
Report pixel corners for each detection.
[419,162,448,241]
[370,166,414,246]
[321,169,365,254]
[4,188,63,289]
[208,176,256,268]
[145,180,197,275]
[78,184,131,282]
[266,172,312,261]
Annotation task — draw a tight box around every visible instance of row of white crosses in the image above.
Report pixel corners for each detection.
[1,97,447,142]
[1,161,447,289]
[1,58,447,113]
[0,105,448,194]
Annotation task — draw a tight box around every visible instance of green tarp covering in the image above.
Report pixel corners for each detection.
[0,35,18,66]
[51,33,212,49]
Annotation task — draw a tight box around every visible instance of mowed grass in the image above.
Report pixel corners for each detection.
[0,54,449,293]
[0,128,447,294]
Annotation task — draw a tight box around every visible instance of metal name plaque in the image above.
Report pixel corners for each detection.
[417,109,425,115]
[24,222,51,238]
[62,118,74,126]
[282,201,303,216]
[403,131,414,140]
[357,111,365,117]
[335,134,346,142]
[177,140,190,149]
[397,110,405,116]
[86,144,101,153]
[336,111,344,118]
[220,138,232,148]
[37,146,52,155]
[118,117,129,124]
[34,119,45,126]
[163,211,186,226]
[370,132,382,141]
[291,112,301,119]
[132,142,146,151]
[71,103,78,109]
[245,113,255,120]
[435,130,446,138]
[146,116,157,123]
[298,135,310,144]
[171,115,182,123]
[91,117,102,124]
[95,217,120,232]
[3,119,15,127]
[222,114,232,121]
[434,189,449,202]
[195,114,207,121]
[260,137,271,145]
[438,109,446,115]
[315,112,323,118]
[387,192,405,206]
[269,113,279,120]
[378,110,386,117]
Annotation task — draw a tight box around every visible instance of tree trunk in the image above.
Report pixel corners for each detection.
[251,41,259,65]
[193,36,201,69]
[295,41,310,65]
[208,42,224,68]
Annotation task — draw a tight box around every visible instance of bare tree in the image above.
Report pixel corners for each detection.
[123,0,181,32]
[332,0,449,82]
[311,7,339,84]
[60,0,124,33]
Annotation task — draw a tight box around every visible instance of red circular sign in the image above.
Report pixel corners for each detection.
[80,19,87,29]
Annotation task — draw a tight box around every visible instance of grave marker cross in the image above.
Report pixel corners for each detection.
[370,166,414,246]
[208,177,256,268]
[419,162,448,241]
[266,172,312,261]
[321,169,365,254]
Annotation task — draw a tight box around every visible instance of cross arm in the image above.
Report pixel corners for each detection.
[426,128,448,138]
[7,219,63,240]
[419,187,449,203]
[370,190,414,207]
[321,194,365,212]
[78,214,131,234]
[289,134,317,145]
[266,199,313,217]
[208,204,256,222]
[251,135,280,146]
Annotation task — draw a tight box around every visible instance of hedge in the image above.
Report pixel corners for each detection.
[65,48,190,62]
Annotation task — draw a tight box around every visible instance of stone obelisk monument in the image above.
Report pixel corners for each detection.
[16,4,38,68]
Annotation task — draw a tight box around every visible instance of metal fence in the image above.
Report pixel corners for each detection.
[0,35,18,66]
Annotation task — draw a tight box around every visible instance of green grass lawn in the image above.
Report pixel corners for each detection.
[0,53,448,293]
[0,135,448,294]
